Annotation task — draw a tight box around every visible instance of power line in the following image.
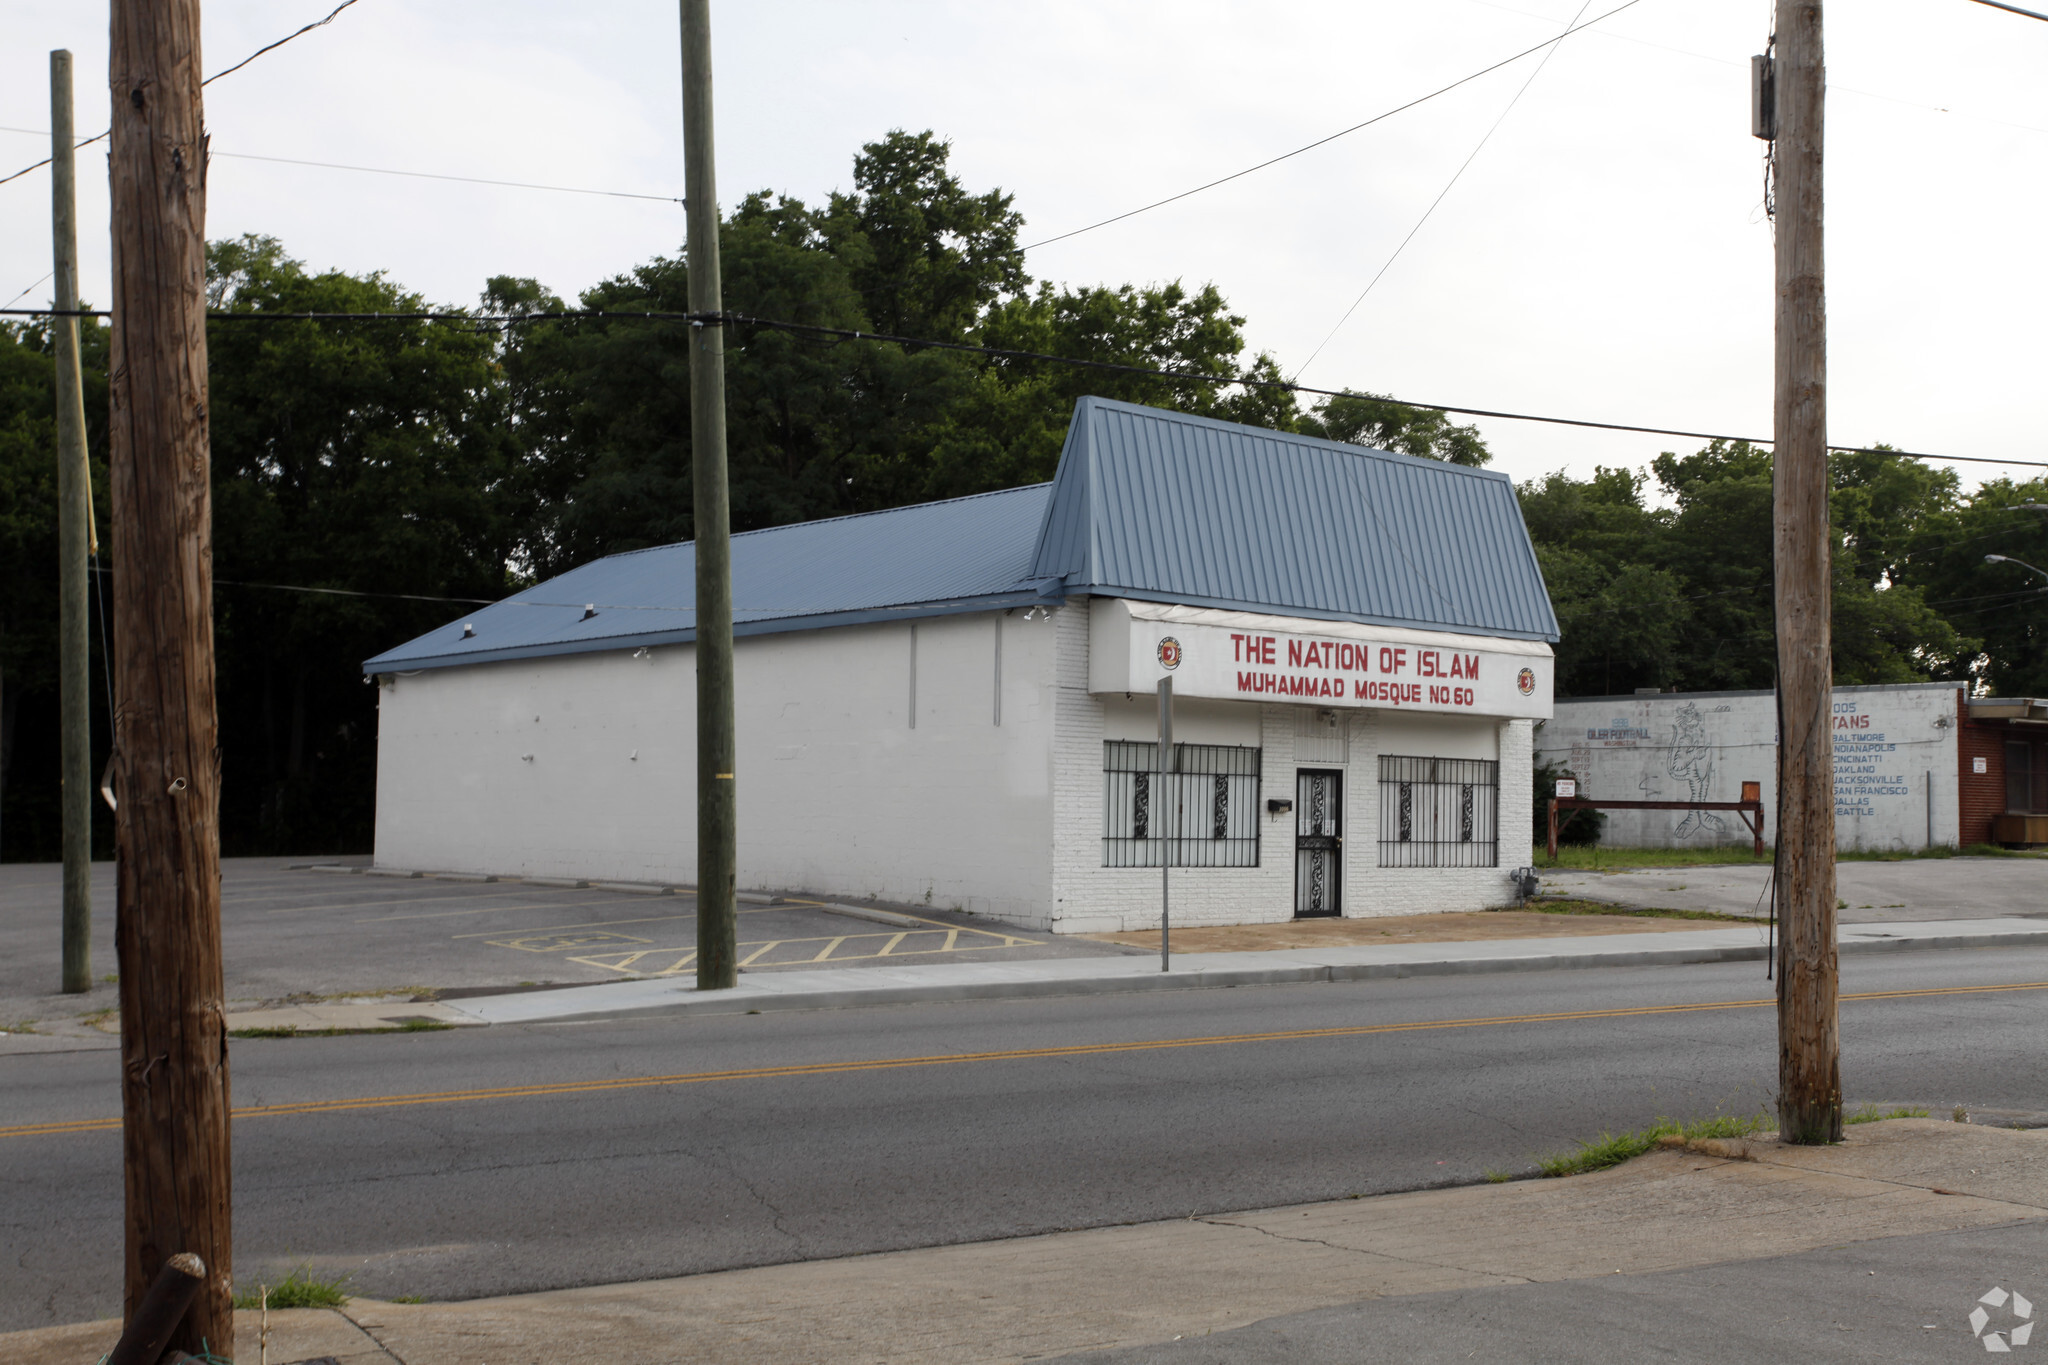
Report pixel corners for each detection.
[8,302,2045,473]
[1970,0,2048,21]
[1018,0,1642,252]
[1294,0,1590,382]
[0,0,363,189]
[0,127,682,205]
[2,273,53,309]
[89,563,497,605]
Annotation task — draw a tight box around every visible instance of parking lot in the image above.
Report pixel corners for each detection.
[0,858,1134,1028]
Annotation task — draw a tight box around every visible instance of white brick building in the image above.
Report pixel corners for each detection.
[366,398,1559,932]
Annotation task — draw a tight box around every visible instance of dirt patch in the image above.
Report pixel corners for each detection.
[1081,909,1720,953]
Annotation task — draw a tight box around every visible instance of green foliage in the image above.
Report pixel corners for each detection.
[233,1265,350,1309]
[1522,438,2003,698]
[1301,390,1492,466]
[1537,1111,1770,1177]
[1845,1104,1929,1124]
[207,235,518,854]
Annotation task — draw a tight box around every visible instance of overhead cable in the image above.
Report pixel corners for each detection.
[1970,0,2048,20]
[7,303,2043,472]
[1293,0,1591,382]
[0,0,363,189]
[1017,0,1642,251]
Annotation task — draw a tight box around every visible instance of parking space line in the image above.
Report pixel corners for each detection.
[557,925,1042,976]
[364,896,666,923]
[448,906,779,939]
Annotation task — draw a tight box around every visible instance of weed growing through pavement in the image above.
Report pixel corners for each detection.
[1846,1104,1929,1124]
[1526,898,1752,924]
[1538,1113,1770,1178]
[233,1266,349,1309]
[1532,842,2041,871]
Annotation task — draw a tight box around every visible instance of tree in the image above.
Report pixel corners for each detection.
[0,318,112,861]
[1898,476,2048,697]
[820,130,1028,343]
[1302,390,1491,466]
[206,236,515,852]
[1517,466,1686,695]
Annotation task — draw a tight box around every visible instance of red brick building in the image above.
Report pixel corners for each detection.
[1959,694,2048,846]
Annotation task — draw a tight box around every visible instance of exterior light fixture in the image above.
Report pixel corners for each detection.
[1985,553,2048,587]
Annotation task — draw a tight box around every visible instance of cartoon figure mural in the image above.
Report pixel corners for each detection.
[1668,702,1726,839]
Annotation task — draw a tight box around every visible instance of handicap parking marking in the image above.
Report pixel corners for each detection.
[482,930,654,954]
[557,924,1043,977]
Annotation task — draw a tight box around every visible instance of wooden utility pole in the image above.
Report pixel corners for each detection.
[1770,0,1842,1145]
[682,0,737,990]
[51,49,96,995]
[108,0,234,1351]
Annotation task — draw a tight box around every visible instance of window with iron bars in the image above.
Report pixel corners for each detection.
[1378,755,1499,867]
[1102,742,1261,867]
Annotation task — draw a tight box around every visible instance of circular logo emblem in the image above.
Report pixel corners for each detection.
[1517,667,1536,696]
[1157,636,1183,671]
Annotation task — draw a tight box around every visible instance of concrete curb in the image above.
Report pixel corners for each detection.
[445,920,2048,1026]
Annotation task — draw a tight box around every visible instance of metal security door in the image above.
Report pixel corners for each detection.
[1295,769,1342,917]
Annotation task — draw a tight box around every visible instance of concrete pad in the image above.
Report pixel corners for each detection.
[2,1307,391,1365]
[1544,855,2048,922]
[7,1120,2029,1365]
[224,999,484,1033]
[1085,909,1727,952]
[447,916,2048,1025]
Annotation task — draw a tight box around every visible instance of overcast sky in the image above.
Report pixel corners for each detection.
[3,0,2044,495]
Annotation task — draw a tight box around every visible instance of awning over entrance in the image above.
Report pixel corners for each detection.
[1089,598,1553,721]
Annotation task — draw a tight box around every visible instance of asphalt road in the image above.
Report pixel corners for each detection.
[4,945,2046,1331]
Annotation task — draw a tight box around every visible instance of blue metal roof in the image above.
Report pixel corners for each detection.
[364,483,1059,672]
[1033,397,1558,641]
[367,396,1557,673]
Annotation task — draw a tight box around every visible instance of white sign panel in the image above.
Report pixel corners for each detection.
[1090,598,1552,720]
[1555,779,1577,798]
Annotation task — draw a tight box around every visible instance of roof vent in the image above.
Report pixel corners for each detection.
[581,604,598,621]
[461,623,475,638]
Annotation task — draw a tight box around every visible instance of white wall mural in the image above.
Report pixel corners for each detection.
[1539,682,1963,852]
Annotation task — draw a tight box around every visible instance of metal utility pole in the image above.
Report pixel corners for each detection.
[51,49,95,995]
[682,0,737,990]
[1157,677,1173,972]
[108,0,234,1351]
[1769,0,1842,1144]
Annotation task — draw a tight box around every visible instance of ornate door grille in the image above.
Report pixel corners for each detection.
[1294,769,1342,917]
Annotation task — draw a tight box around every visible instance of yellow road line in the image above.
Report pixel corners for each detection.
[8,980,2044,1141]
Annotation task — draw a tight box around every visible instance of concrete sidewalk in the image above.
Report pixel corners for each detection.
[444,915,2048,1025]
[9,1119,2041,1364]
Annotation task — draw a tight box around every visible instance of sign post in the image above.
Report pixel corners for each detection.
[1157,676,1173,972]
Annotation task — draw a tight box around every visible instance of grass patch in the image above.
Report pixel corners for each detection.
[1846,1104,1929,1124]
[1536,842,2043,870]
[1527,897,1752,924]
[233,1266,350,1309]
[1535,845,1771,871]
[1538,1112,1770,1178]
